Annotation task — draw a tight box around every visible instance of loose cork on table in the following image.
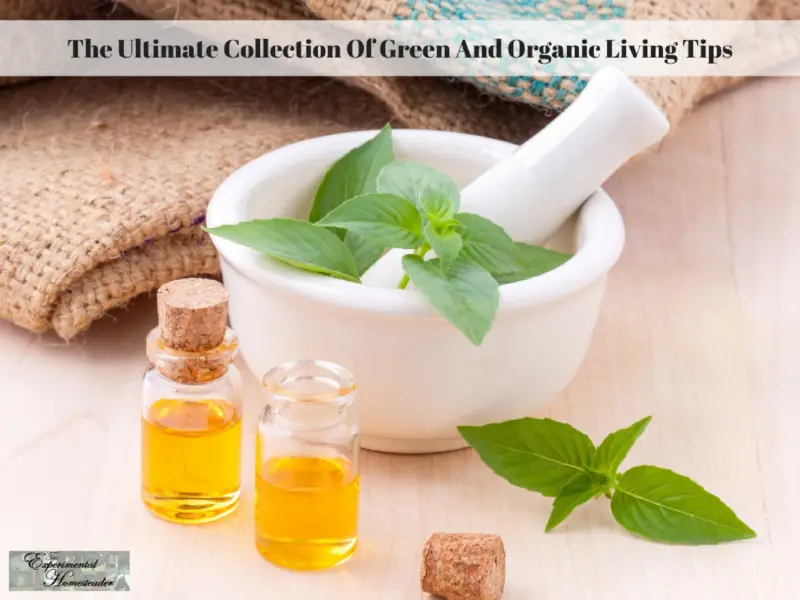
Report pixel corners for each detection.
[421,533,506,600]
[157,278,228,352]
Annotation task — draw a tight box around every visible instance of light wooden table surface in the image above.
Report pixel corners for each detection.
[1,78,797,599]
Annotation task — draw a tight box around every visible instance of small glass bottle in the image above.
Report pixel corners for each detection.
[255,360,360,570]
[141,278,243,524]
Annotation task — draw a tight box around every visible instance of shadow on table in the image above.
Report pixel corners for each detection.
[2,292,159,364]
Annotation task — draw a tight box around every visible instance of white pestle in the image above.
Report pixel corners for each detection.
[360,66,670,288]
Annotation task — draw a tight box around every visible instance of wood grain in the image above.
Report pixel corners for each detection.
[1,78,797,599]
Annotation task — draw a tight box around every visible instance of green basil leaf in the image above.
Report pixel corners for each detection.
[402,255,498,346]
[594,416,652,476]
[309,124,394,225]
[611,466,756,544]
[494,242,572,285]
[457,418,596,496]
[455,213,524,274]
[317,193,424,249]
[344,232,385,276]
[377,161,460,220]
[545,473,606,532]
[206,219,360,283]
[424,222,463,272]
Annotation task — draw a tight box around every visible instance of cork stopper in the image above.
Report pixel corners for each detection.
[157,278,228,352]
[420,533,505,600]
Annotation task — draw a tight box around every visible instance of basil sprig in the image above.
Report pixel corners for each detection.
[206,125,571,345]
[459,416,756,545]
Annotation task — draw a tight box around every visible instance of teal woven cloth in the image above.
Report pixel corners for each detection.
[395,0,628,110]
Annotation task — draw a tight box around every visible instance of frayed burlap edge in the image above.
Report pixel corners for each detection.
[50,227,219,339]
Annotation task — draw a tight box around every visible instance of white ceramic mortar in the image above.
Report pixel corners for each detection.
[206,130,625,454]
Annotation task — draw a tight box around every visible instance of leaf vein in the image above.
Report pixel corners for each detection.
[614,488,747,532]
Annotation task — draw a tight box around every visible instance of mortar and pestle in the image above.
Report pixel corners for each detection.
[206,67,669,453]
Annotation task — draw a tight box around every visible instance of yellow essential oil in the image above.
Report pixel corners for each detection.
[142,398,241,523]
[255,455,359,570]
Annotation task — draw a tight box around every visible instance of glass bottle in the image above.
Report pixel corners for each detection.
[255,360,360,570]
[141,278,243,524]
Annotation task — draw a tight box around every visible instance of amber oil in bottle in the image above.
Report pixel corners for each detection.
[141,278,242,524]
[256,360,360,570]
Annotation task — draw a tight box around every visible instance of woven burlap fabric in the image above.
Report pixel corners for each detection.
[0,76,397,337]
[0,0,84,19]
[117,0,772,126]
[121,0,555,140]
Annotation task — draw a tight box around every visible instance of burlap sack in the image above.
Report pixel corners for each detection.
[0,0,795,339]
[0,76,399,337]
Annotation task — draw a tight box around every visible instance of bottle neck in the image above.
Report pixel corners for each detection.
[146,326,237,384]
[269,397,353,432]
[262,360,357,432]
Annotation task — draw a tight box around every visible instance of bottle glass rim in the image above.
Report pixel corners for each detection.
[262,359,356,406]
